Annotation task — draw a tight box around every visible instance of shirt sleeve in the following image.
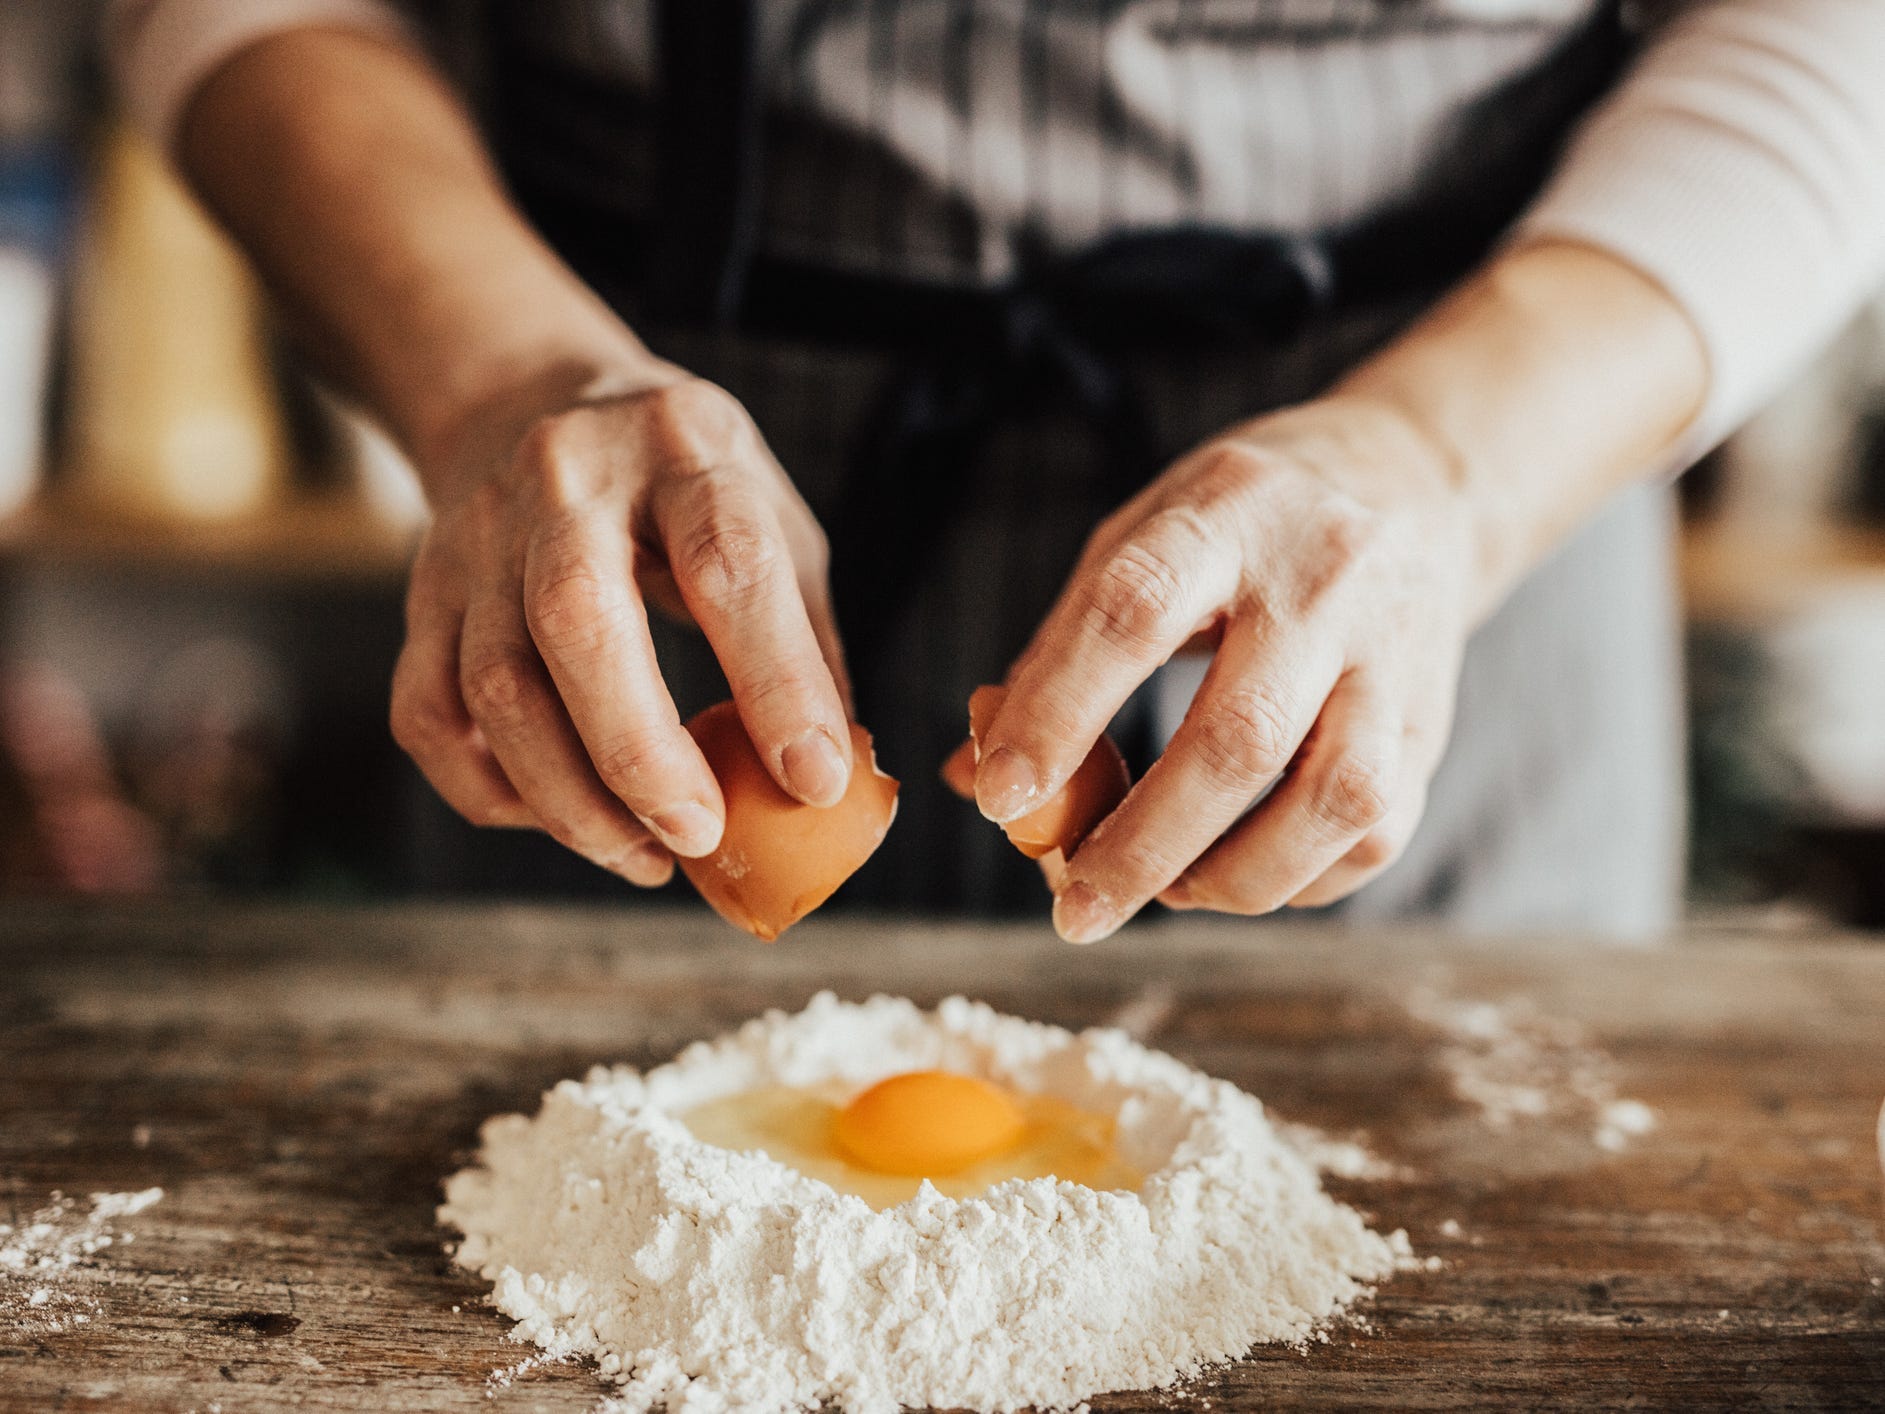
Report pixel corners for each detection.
[1517,0,1885,459]
[103,0,416,155]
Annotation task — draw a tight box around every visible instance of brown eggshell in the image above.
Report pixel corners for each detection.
[680,701,899,941]
[966,684,1130,860]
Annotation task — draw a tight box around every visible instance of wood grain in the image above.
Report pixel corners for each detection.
[2,903,1881,1411]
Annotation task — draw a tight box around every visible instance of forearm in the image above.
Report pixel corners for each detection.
[175,27,666,498]
[1324,0,1885,619]
[1517,0,1885,449]
[1325,238,1707,619]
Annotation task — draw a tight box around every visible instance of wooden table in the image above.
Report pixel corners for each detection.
[3,904,1881,1411]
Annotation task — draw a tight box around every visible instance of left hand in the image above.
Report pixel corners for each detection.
[972,395,1485,942]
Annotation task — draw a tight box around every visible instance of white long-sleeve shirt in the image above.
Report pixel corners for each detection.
[106,0,1885,453]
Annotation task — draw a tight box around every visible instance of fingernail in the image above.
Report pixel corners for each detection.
[1054,881,1121,945]
[781,726,849,807]
[649,802,722,857]
[976,746,1041,823]
[619,842,674,888]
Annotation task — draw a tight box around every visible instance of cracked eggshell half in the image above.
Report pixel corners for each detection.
[680,701,899,941]
[966,684,1130,860]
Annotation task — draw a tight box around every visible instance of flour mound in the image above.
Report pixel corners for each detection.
[440,994,1407,1413]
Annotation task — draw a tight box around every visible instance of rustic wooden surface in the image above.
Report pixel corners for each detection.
[2,903,1882,1411]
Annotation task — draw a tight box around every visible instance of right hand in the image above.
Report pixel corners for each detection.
[390,374,853,886]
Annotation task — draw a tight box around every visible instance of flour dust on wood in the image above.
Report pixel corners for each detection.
[0,1186,162,1335]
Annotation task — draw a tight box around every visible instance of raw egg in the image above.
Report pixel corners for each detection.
[679,701,899,941]
[965,684,1130,859]
[681,1070,1141,1210]
[832,1071,1025,1176]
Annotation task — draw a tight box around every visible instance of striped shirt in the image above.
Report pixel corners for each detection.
[503,0,1591,275]
[109,0,1885,444]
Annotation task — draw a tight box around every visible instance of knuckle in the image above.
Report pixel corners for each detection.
[1344,828,1400,873]
[462,650,535,724]
[387,682,441,755]
[1316,502,1378,572]
[1192,443,1268,503]
[518,804,603,858]
[526,565,622,659]
[1354,794,1422,872]
[589,728,674,802]
[1298,502,1381,606]
[1194,691,1296,788]
[403,547,451,623]
[465,797,520,830]
[646,376,743,428]
[738,664,823,720]
[465,476,513,536]
[1187,866,1278,917]
[1314,751,1394,834]
[536,816,589,857]
[515,413,600,506]
[682,519,783,606]
[635,379,750,473]
[1083,540,1192,657]
[1211,889,1276,918]
[1084,834,1180,898]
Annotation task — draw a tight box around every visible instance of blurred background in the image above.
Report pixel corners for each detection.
[4,3,1883,928]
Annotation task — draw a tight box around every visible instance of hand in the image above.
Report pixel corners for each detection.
[973,397,1482,941]
[390,373,853,885]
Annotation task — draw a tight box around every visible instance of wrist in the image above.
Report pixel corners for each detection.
[1330,238,1707,611]
[1291,386,1512,621]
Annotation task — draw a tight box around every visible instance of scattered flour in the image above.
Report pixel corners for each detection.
[441,993,1414,1414]
[1593,1098,1658,1152]
[486,1350,572,1396]
[0,1187,162,1334]
[1274,1122,1413,1183]
[1407,990,1656,1151]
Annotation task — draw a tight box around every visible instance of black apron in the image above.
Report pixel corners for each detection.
[434,0,1680,932]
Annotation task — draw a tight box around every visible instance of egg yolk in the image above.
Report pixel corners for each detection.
[681,1079,1139,1209]
[831,1071,1026,1176]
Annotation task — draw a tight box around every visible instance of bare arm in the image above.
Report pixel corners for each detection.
[175,29,856,883]
[179,29,641,482]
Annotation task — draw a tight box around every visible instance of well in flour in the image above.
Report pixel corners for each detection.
[441,993,1415,1414]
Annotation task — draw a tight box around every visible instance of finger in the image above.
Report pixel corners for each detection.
[940,737,977,800]
[654,471,853,807]
[800,567,855,720]
[460,575,683,884]
[521,514,726,856]
[1051,615,1342,943]
[976,507,1239,824]
[1281,697,1448,909]
[1160,670,1401,916]
[388,592,535,831]
[1282,780,1426,909]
